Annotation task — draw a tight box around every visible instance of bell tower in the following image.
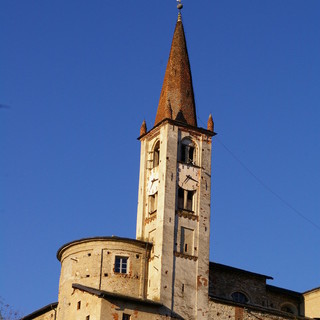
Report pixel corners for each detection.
[136,7,215,319]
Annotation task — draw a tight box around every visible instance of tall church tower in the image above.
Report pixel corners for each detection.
[136,8,215,320]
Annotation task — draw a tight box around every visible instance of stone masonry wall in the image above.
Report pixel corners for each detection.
[209,266,267,305]
[209,264,303,316]
[57,238,150,320]
[100,297,178,320]
[209,299,306,320]
[57,289,101,320]
[266,286,302,315]
[27,309,57,320]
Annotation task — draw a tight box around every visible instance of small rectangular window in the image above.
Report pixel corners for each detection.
[148,192,158,214]
[77,301,81,310]
[122,314,131,320]
[115,256,128,274]
[178,188,195,212]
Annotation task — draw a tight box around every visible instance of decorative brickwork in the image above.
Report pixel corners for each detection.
[140,120,147,136]
[207,114,214,132]
[176,209,199,221]
[174,251,198,261]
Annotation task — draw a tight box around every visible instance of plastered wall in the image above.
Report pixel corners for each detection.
[304,288,320,318]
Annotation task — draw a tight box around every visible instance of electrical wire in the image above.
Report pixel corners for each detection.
[197,115,320,231]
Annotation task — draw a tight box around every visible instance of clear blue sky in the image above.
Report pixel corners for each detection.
[1,0,319,316]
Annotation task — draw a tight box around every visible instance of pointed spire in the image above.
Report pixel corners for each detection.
[140,119,147,136]
[164,100,173,119]
[154,15,197,127]
[207,114,214,132]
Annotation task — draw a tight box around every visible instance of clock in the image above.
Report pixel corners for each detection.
[177,163,199,191]
[147,169,159,195]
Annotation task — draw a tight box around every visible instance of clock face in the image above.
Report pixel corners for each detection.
[177,164,199,191]
[147,169,159,195]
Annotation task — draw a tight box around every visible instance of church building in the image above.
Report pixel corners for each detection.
[22,5,320,320]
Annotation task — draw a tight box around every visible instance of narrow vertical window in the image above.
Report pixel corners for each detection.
[178,187,184,209]
[186,190,193,211]
[77,301,81,310]
[115,256,128,274]
[153,141,160,167]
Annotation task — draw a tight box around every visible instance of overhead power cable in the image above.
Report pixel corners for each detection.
[197,115,320,231]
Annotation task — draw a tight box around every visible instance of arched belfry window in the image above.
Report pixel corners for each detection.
[153,141,160,168]
[180,138,196,165]
[231,292,249,304]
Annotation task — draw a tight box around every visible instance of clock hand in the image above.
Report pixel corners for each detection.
[188,176,198,183]
[149,178,158,192]
[183,175,190,184]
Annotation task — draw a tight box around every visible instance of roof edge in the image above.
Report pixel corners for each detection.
[21,302,58,320]
[266,284,303,298]
[303,285,320,295]
[57,236,152,261]
[138,118,216,140]
[72,283,163,307]
[210,262,273,280]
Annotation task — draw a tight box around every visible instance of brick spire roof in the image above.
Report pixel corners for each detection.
[154,15,197,127]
